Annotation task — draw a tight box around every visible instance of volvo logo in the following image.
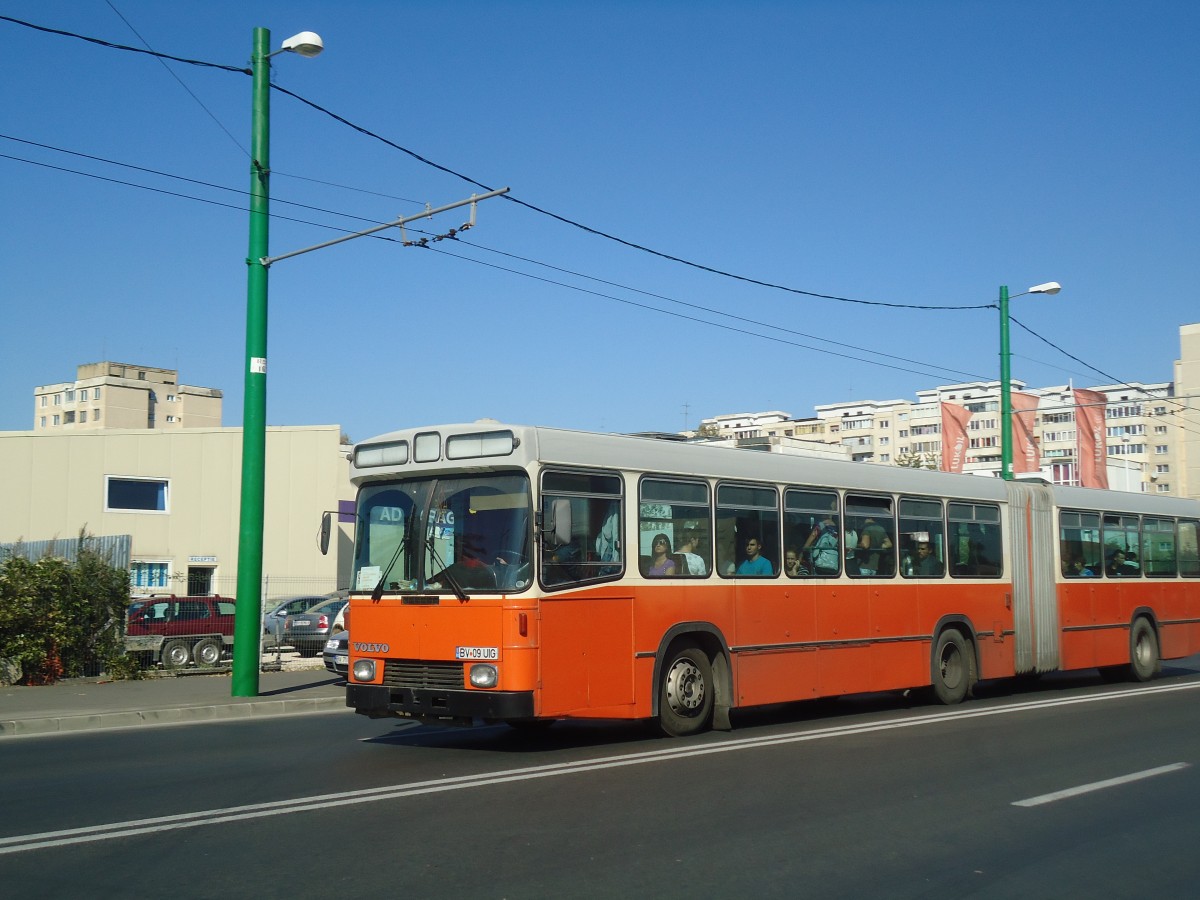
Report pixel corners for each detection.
[353,642,389,653]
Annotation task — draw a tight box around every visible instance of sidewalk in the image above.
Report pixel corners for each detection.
[0,664,348,738]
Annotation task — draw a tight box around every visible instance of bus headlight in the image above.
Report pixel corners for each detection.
[352,659,376,681]
[469,664,498,688]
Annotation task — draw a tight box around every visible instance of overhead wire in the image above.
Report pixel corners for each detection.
[0,132,987,384]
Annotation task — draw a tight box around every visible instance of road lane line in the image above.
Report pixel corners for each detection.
[2,679,1199,855]
[1012,762,1190,808]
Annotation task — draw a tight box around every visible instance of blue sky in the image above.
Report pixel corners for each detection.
[2,1,1197,442]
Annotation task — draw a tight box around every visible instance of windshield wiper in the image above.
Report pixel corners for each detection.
[425,536,468,601]
[371,535,409,602]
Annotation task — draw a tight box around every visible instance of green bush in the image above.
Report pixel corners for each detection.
[0,534,131,684]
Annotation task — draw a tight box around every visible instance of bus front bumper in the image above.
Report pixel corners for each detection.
[346,683,535,725]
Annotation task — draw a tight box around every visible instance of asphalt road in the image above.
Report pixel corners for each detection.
[3,661,1199,898]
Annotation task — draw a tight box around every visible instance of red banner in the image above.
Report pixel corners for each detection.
[940,403,973,473]
[1074,388,1109,488]
[1010,392,1041,475]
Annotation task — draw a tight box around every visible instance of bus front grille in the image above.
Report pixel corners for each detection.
[382,659,464,690]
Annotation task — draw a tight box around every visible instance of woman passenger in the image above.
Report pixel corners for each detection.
[648,534,676,577]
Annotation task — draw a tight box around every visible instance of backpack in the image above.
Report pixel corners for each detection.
[811,527,839,573]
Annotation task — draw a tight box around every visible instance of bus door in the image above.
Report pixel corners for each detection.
[1007,482,1059,673]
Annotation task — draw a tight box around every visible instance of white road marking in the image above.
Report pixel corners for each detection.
[2,679,1198,855]
[1012,762,1190,807]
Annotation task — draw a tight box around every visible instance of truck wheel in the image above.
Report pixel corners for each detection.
[161,639,192,669]
[192,638,223,667]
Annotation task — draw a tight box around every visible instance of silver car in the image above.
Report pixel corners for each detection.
[283,598,348,657]
[262,595,327,644]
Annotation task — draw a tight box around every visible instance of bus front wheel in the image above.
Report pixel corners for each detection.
[658,644,714,737]
[931,629,974,705]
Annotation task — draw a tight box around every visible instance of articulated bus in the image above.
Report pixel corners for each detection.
[326,422,1200,736]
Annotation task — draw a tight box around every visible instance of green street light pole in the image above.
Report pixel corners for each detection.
[999,285,1014,480]
[998,281,1063,482]
[232,27,323,697]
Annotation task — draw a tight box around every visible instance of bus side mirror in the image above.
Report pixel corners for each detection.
[319,511,332,555]
[541,498,572,548]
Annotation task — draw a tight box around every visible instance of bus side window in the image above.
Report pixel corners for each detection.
[540,470,624,589]
[949,502,1002,578]
[716,483,779,577]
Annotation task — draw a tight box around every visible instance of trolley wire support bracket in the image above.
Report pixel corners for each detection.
[259,187,510,268]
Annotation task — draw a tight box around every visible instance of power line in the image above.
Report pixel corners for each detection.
[0,133,987,383]
[103,0,248,157]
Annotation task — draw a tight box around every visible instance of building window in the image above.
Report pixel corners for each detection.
[1156,445,1169,455]
[64,411,75,424]
[1157,484,1171,493]
[130,561,170,589]
[105,477,169,513]
[138,371,146,380]
[39,396,46,407]
[52,414,60,425]
[94,387,101,400]
[166,394,177,402]
[65,390,75,402]
[880,453,891,462]
[166,415,178,423]
[1156,464,1170,474]
[1155,425,1167,434]
[1155,406,1167,415]
[79,410,87,424]
[39,416,46,428]
[94,408,101,421]
[54,395,62,406]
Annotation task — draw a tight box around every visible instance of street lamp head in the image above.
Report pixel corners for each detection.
[280,31,324,58]
[1027,281,1061,296]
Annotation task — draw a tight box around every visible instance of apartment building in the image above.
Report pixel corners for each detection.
[33,361,221,432]
[697,325,1200,498]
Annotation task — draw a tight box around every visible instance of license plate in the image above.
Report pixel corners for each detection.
[455,646,498,660]
[293,619,311,626]
[335,655,348,666]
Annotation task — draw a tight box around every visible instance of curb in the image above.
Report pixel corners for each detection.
[0,696,348,738]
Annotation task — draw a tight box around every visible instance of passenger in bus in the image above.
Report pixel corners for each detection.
[803,513,840,575]
[647,534,677,577]
[736,537,774,576]
[915,542,942,577]
[1106,548,1136,578]
[677,527,708,576]
[784,547,805,577]
[856,517,893,576]
[1064,554,1096,578]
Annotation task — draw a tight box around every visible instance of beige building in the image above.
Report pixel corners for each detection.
[33,362,222,432]
[0,425,353,599]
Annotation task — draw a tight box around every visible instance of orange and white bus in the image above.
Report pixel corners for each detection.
[329,422,1200,736]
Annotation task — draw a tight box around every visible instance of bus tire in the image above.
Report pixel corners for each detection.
[658,643,714,737]
[931,628,974,705]
[192,638,223,668]
[1130,618,1160,683]
[161,640,192,669]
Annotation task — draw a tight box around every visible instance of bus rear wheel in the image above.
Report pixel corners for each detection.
[658,644,714,737]
[931,628,974,705]
[1130,618,1161,682]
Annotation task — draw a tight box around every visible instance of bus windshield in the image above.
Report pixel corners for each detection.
[352,472,532,594]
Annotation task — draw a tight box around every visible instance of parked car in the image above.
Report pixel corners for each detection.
[263,594,328,643]
[324,630,349,677]
[283,598,348,657]
[124,595,236,668]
